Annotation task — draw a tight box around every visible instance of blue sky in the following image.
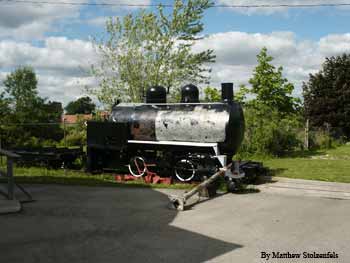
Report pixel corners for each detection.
[1,0,350,105]
[204,7,350,39]
[45,3,350,41]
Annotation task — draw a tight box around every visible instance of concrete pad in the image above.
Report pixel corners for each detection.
[256,176,350,199]
[0,199,21,214]
[1,185,350,263]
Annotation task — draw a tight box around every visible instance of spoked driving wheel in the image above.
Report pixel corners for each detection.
[174,159,196,182]
[128,156,147,177]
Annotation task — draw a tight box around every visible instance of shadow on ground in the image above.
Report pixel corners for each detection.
[251,169,285,185]
[266,168,288,177]
[281,149,326,158]
[0,185,242,263]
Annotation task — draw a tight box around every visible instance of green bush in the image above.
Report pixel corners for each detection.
[309,130,344,150]
[236,107,303,158]
[59,127,86,147]
[59,117,87,147]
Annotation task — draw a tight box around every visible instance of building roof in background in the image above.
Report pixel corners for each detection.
[62,114,93,124]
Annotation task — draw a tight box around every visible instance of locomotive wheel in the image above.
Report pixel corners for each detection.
[226,179,242,193]
[226,181,236,193]
[128,156,147,177]
[174,159,196,182]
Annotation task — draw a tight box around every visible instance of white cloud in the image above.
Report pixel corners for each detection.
[87,17,108,27]
[194,31,297,66]
[194,31,350,96]
[0,0,80,39]
[38,75,97,103]
[0,0,153,39]
[319,33,350,57]
[0,37,97,104]
[1,31,350,105]
[0,37,96,74]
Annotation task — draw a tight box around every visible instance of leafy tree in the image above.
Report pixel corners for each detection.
[89,0,215,107]
[0,92,10,118]
[43,101,64,123]
[303,54,350,137]
[1,67,63,147]
[65,96,96,114]
[37,101,64,141]
[236,48,302,157]
[4,66,38,107]
[235,84,249,104]
[241,47,300,115]
[203,86,220,102]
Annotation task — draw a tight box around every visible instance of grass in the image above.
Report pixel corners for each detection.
[1,144,350,188]
[0,163,192,190]
[260,144,350,183]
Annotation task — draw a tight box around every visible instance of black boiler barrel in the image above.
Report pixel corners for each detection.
[110,102,245,156]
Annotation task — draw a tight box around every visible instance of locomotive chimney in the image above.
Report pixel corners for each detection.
[221,83,234,103]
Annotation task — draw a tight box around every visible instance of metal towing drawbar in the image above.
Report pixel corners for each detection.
[168,161,245,211]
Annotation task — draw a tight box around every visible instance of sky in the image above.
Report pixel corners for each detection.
[1,0,350,106]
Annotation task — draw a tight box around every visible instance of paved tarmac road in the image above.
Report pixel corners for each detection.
[1,184,349,263]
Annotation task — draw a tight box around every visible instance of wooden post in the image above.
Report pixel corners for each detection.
[0,135,2,166]
[325,122,331,148]
[0,149,20,200]
[7,158,14,200]
[304,119,309,150]
[63,118,67,147]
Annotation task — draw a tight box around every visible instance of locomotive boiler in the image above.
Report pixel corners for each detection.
[87,83,244,182]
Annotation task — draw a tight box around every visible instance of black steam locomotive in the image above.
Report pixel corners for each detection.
[86,83,245,182]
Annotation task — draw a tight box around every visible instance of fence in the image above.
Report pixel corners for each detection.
[0,121,86,149]
[0,120,348,154]
[303,120,347,150]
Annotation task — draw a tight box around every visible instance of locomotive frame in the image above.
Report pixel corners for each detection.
[86,120,225,181]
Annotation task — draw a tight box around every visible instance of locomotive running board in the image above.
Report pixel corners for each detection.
[127,140,218,150]
[128,140,226,166]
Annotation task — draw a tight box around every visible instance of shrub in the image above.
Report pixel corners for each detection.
[309,129,345,150]
[59,117,87,147]
[236,107,303,158]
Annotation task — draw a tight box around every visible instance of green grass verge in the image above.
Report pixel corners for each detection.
[260,144,350,183]
[0,165,192,189]
[2,144,350,187]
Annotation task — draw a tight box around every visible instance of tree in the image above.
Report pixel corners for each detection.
[3,66,41,126]
[236,48,302,157]
[203,86,220,102]
[89,0,215,107]
[1,67,63,147]
[303,54,350,137]
[242,47,300,115]
[65,96,96,114]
